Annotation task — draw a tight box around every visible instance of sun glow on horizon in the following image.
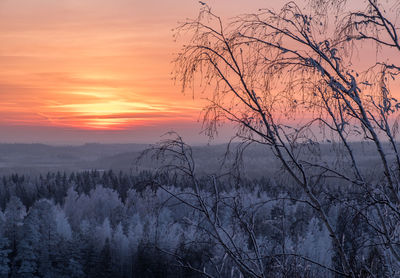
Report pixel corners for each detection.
[0,0,210,135]
[0,0,342,141]
[34,87,200,130]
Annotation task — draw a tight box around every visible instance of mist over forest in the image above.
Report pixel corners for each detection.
[0,142,385,178]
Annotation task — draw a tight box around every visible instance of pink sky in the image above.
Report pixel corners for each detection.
[1,0,397,144]
[1,0,283,144]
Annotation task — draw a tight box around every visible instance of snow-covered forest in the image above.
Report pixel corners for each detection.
[0,169,386,277]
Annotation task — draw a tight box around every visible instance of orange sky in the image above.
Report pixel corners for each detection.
[0,0,279,143]
[1,0,397,144]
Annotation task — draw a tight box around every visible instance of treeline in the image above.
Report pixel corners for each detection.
[0,171,205,277]
[0,171,386,277]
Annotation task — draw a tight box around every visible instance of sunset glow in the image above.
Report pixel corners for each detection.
[0,0,201,139]
[0,0,278,143]
[3,0,396,143]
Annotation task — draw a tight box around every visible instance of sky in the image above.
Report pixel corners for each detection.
[0,0,279,144]
[1,0,397,144]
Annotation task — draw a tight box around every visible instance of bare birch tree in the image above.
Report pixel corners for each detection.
[149,0,400,277]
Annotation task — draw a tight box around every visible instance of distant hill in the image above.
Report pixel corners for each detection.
[0,142,388,178]
[0,143,148,175]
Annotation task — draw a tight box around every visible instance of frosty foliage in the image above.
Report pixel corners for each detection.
[0,169,387,277]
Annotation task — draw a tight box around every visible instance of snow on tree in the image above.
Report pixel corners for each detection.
[4,196,26,255]
[15,208,39,278]
[0,235,11,278]
[66,258,85,278]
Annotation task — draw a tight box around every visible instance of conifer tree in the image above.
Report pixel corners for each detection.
[0,236,11,278]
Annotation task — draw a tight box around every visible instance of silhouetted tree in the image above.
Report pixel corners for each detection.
[170,0,400,276]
